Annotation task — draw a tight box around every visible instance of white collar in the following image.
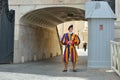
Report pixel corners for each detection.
[70,32,73,35]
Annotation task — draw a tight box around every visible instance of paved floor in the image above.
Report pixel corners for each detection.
[0,50,119,80]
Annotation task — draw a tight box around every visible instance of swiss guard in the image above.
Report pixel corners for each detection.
[61,25,80,72]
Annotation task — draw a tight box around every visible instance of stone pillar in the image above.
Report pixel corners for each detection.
[115,0,120,41]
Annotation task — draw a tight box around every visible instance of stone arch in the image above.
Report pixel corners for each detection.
[14,7,86,63]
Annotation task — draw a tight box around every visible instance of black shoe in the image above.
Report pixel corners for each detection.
[63,70,67,72]
[73,69,77,72]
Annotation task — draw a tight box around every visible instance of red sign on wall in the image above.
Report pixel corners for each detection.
[99,25,103,30]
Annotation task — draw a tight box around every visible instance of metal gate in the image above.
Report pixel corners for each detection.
[0,0,15,63]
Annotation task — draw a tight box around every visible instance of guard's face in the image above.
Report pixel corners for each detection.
[69,27,73,32]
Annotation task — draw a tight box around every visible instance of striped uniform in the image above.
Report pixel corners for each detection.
[61,33,80,63]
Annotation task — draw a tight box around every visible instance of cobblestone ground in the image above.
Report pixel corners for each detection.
[0,49,119,80]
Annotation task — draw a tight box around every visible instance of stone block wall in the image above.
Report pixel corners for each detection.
[14,24,61,63]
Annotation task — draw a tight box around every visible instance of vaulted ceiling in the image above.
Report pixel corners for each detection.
[20,7,86,28]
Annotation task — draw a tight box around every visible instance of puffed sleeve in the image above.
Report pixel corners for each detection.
[73,34,80,46]
[60,34,68,45]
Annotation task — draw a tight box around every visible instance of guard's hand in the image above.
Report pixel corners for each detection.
[68,41,72,45]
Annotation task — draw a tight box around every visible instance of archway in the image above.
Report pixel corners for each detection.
[17,7,87,63]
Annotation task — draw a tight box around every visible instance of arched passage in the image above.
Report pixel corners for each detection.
[16,7,86,63]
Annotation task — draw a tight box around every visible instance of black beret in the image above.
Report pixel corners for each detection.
[68,25,73,30]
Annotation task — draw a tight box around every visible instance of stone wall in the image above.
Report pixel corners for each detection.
[14,24,61,63]
[115,0,120,40]
[9,0,89,5]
